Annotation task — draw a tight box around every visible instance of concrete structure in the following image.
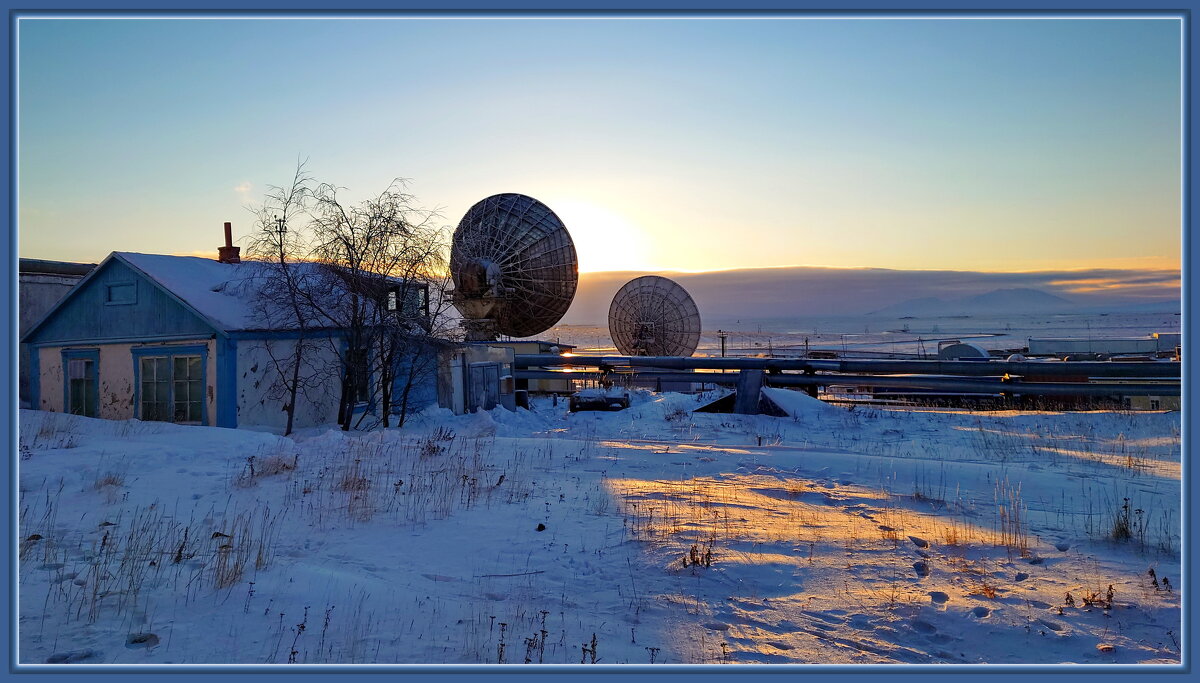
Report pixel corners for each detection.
[1028,334,1181,357]
[23,249,438,430]
[19,259,96,404]
[437,344,516,414]
[487,339,576,394]
[1128,394,1181,411]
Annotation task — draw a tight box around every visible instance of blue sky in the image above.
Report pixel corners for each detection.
[18,16,1182,276]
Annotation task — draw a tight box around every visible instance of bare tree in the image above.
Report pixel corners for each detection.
[243,162,331,435]
[297,177,450,430]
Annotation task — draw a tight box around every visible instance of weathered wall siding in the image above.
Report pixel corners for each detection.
[205,339,218,425]
[97,344,135,420]
[392,351,440,417]
[20,275,85,403]
[38,339,218,425]
[236,339,342,429]
[29,259,215,344]
[38,347,64,413]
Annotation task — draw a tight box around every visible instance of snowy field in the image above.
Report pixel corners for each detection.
[17,389,1182,666]
[544,311,1182,356]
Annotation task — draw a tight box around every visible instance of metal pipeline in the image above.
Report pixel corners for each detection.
[514,369,1180,397]
[514,354,1180,379]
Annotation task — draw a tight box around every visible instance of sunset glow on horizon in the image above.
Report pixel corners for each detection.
[17,16,1182,286]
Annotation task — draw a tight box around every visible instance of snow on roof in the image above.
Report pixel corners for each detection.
[115,252,423,334]
[116,252,276,331]
[117,252,364,333]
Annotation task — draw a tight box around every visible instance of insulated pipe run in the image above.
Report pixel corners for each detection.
[514,355,1181,379]
[513,369,1181,397]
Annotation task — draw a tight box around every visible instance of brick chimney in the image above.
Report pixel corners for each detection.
[217,222,241,263]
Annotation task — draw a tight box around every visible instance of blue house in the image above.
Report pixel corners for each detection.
[22,245,439,430]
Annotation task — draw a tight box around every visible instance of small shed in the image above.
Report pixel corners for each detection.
[18,259,96,404]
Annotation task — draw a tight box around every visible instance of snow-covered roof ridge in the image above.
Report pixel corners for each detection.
[115,252,416,333]
[115,252,280,332]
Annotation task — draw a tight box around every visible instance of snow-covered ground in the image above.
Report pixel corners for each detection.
[543,310,1182,356]
[17,392,1182,666]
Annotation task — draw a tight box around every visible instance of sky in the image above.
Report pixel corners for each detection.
[17,16,1182,281]
[567,266,1181,323]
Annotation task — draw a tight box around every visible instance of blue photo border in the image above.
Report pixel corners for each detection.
[2,4,1193,682]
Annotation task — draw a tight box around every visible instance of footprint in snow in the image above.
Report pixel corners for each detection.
[913,561,930,578]
[801,610,844,624]
[929,591,950,604]
[1055,542,1071,552]
[910,619,938,634]
[125,633,160,649]
[908,535,929,549]
[46,649,101,663]
[848,614,873,631]
[971,606,991,618]
[1015,572,1029,582]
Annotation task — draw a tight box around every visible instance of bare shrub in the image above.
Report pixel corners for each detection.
[993,478,1029,557]
[258,454,298,478]
[664,407,689,422]
[92,473,125,491]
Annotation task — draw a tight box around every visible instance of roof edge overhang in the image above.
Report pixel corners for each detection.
[20,252,229,344]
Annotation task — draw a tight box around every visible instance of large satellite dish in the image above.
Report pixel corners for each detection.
[450,193,578,340]
[608,275,702,357]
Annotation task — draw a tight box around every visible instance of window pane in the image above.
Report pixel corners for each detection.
[189,379,203,408]
[188,357,202,380]
[189,401,203,422]
[174,380,188,403]
[84,382,97,417]
[69,379,85,414]
[140,356,170,421]
[174,356,187,379]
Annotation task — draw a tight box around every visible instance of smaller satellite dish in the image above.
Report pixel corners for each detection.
[608,276,702,357]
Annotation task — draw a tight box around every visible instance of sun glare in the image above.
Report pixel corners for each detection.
[548,199,656,273]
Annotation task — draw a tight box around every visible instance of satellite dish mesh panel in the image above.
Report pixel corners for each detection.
[450,193,578,338]
[608,276,702,357]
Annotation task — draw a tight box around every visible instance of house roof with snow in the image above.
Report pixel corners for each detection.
[22,251,424,344]
[115,252,277,332]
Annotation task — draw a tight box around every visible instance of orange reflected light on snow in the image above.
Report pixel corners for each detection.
[605,474,1026,556]
[957,425,1180,480]
[601,472,1050,662]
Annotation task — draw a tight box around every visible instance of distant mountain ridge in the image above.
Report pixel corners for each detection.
[560,268,1180,325]
[869,288,1075,316]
